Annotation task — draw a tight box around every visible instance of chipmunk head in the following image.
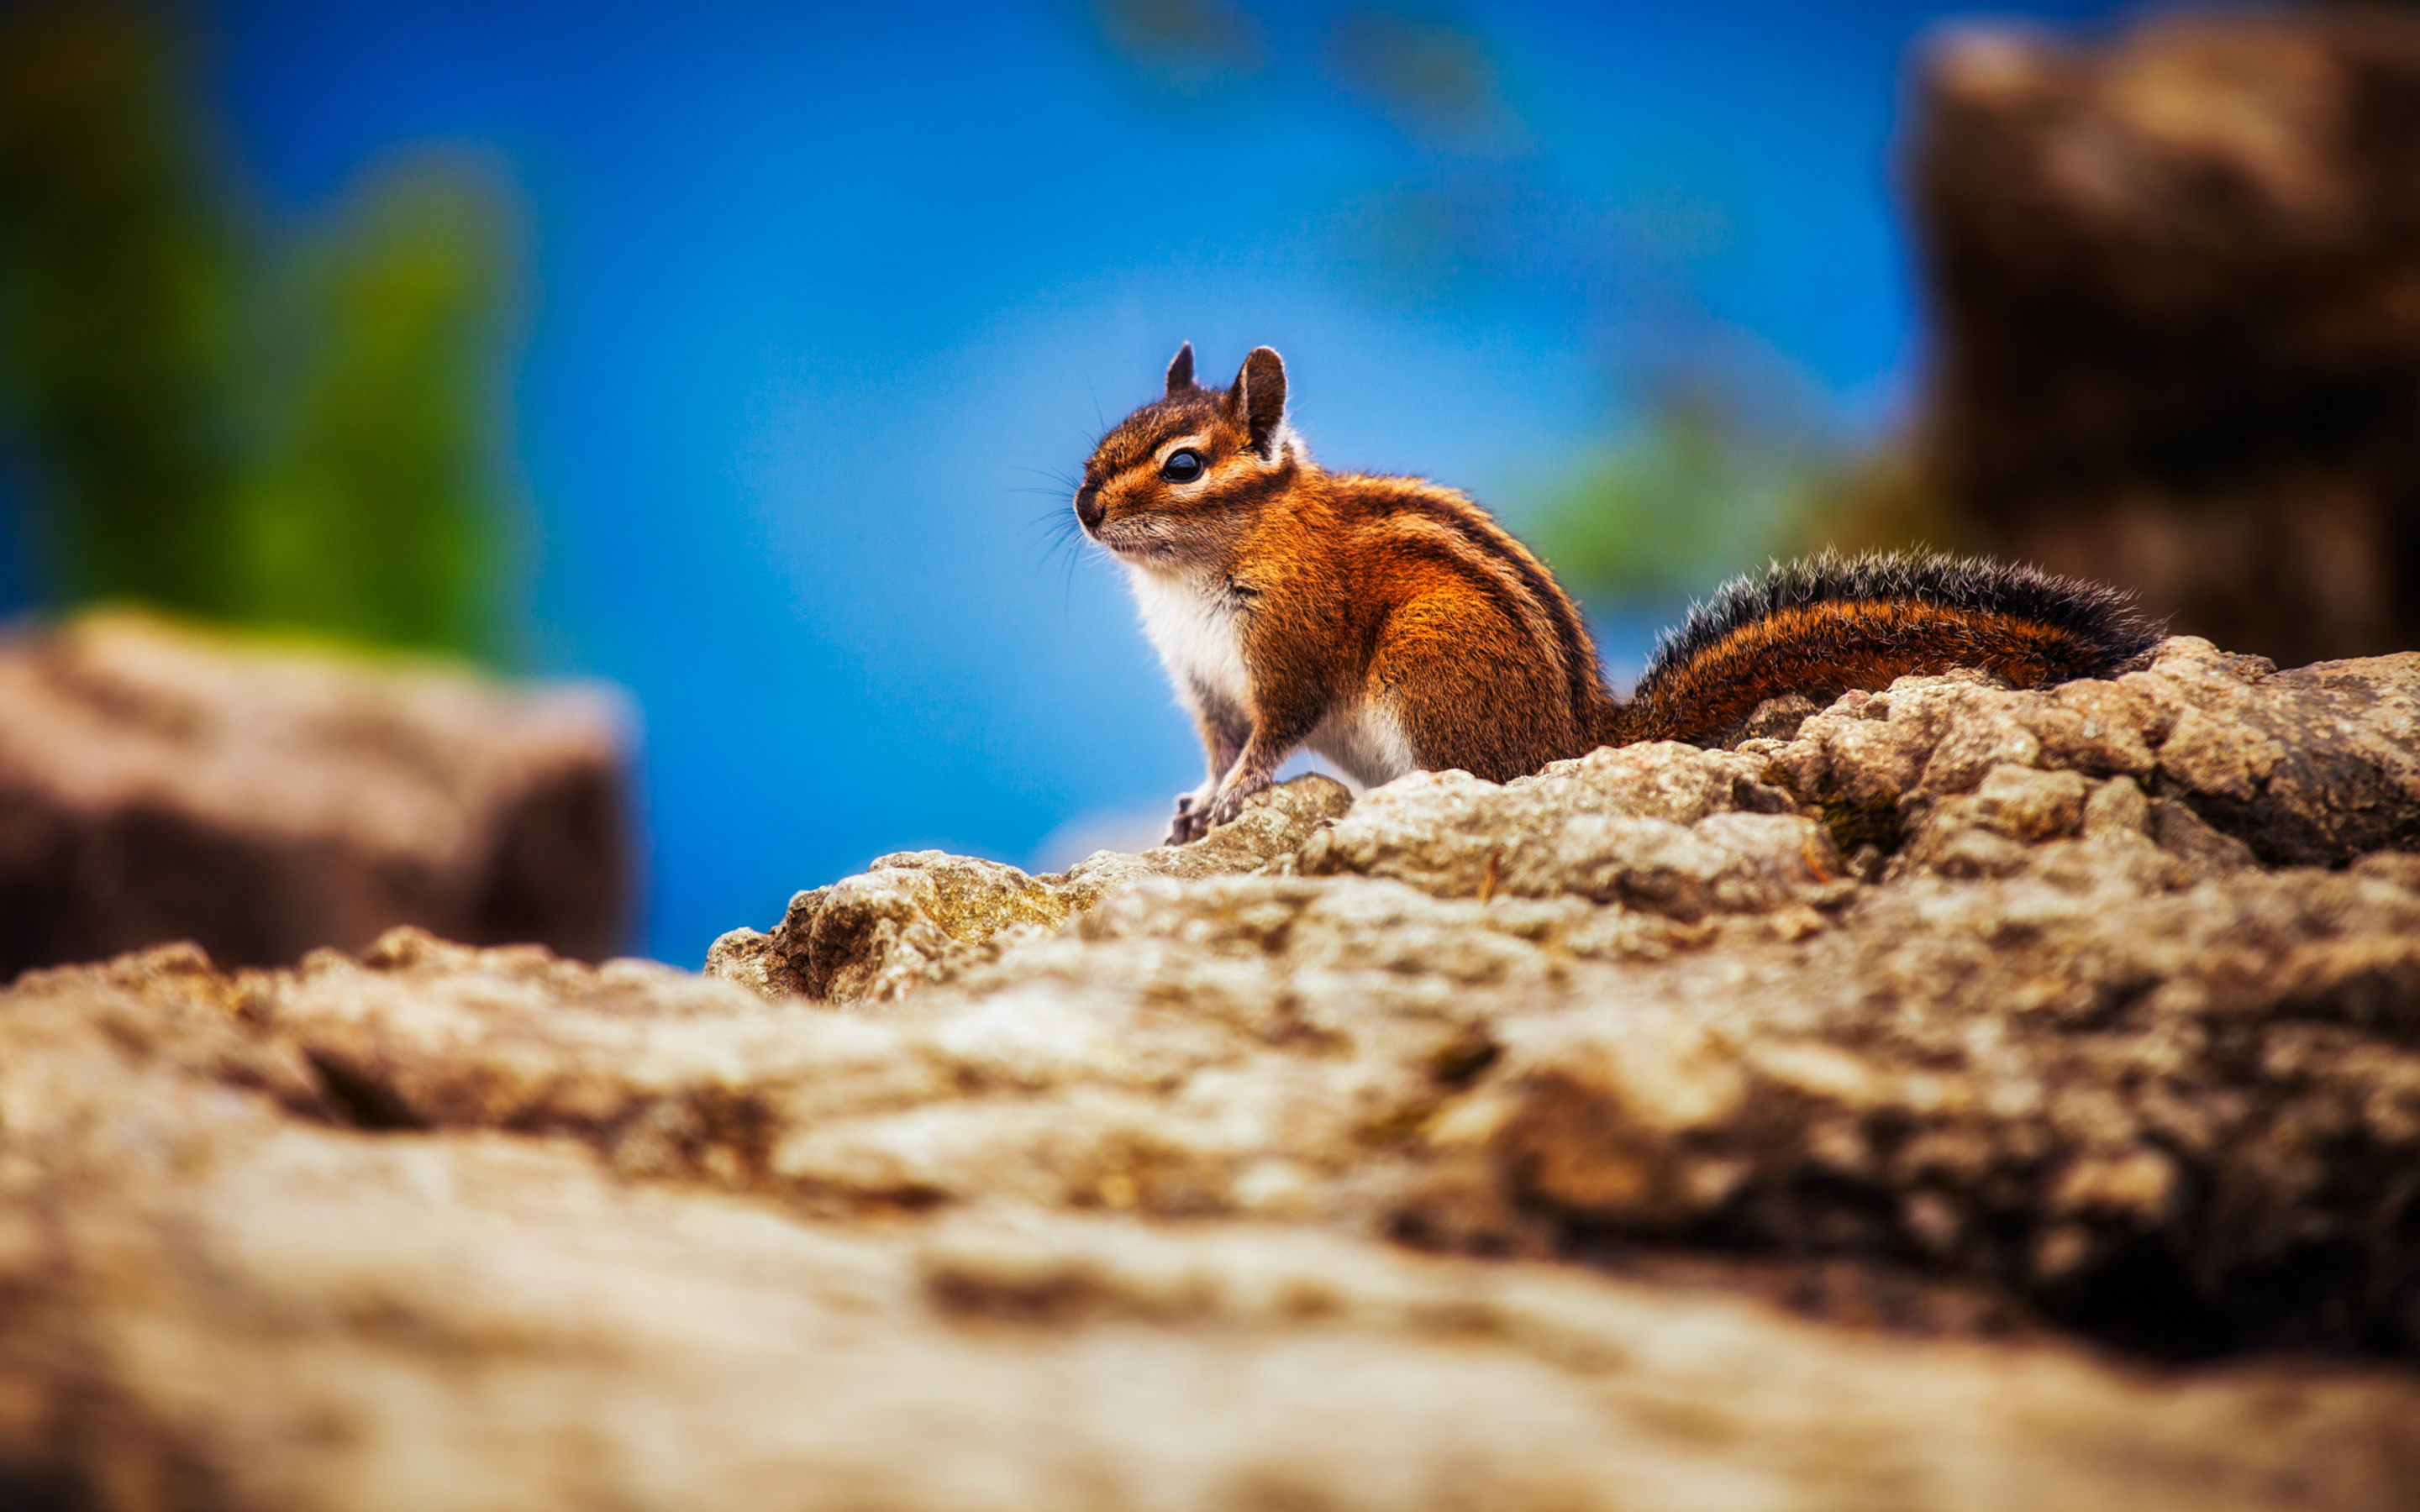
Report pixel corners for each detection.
[1075,343,1301,568]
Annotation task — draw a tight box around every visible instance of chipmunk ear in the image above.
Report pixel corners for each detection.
[1165,342,1196,395]
[1227,346,1287,459]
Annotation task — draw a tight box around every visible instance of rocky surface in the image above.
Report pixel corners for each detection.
[1909,8,2420,667]
[0,612,635,974]
[706,773,1355,1002]
[6,635,2420,1506]
[698,638,2420,1359]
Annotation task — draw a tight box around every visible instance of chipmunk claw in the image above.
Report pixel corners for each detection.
[1167,774,1268,844]
[1165,792,1211,846]
[1207,775,1266,830]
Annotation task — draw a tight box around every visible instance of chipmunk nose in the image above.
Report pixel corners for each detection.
[1074,486,1104,529]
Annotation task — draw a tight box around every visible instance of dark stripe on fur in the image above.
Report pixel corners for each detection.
[1370,484,1607,727]
[1381,515,1565,680]
[1639,550,2164,701]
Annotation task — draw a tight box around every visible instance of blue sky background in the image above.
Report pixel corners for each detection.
[4,0,2132,963]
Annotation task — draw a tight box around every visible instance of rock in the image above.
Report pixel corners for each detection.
[6,934,2420,1509]
[1909,8,2420,667]
[1754,639,2420,872]
[0,612,635,974]
[8,647,2420,1504]
[702,641,2420,1353]
[707,773,1353,1004]
[1294,748,1833,919]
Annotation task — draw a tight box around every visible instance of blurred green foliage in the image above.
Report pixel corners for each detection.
[1525,392,1797,601]
[1520,347,1952,603]
[1529,360,1829,602]
[1523,391,1944,605]
[0,5,523,660]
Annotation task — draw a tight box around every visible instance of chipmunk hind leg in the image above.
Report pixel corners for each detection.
[1372,617,1588,783]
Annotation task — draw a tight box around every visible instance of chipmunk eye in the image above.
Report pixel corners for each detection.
[1160,449,1205,483]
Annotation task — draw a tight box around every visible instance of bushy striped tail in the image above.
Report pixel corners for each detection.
[1607,550,2164,748]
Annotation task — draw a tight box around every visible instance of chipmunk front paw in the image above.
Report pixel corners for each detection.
[1166,790,1213,845]
[1207,774,1269,830]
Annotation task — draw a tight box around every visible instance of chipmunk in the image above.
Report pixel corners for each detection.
[1076,344,2162,843]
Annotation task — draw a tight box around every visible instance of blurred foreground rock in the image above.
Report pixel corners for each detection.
[1911,8,2420,666]
[5,638,2420,1507]
[0,612,634,975]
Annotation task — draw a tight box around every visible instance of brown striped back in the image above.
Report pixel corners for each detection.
[1342,475,1618,738]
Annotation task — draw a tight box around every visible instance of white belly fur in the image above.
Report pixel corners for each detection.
[1126,566,1249,717]
[1124,564,1420,792]
[1309,701,1419,790]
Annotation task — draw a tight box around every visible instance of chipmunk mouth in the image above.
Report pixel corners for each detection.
[1086,520,1175,563]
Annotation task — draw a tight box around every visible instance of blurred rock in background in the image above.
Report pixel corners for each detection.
[0,7,640,969]
[1903,6,2420,668]
[0,612,632,977]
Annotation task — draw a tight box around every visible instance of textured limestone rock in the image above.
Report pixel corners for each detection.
[1286,638,2417,888]
[1294,749,1839,918]
[7,937,2420,1510]
[1908,8,2420,666]
[1762,638,2420,870]
[707,773,1352,1003]
[699,638,2420,1353]
[8,643,2420,1505]
[0,612,635,974]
